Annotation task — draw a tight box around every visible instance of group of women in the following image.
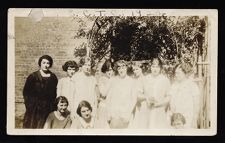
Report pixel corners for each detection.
[23,54,200,129]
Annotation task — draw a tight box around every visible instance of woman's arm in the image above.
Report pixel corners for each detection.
[23,73,35,109]
[56,79,62,97]
[43,113,53,129]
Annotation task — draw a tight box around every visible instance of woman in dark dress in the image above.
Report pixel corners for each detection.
[23,55,58,128]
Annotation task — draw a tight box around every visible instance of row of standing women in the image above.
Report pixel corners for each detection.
[23,55,200,129]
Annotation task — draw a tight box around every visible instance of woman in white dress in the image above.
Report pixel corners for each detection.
[129,61,149,128]
[144,57,171,129]
[95,60,114,128]
[57,61,78,117]
[106,60,136,128]
[72,57,99,119]
[168,62,200,128]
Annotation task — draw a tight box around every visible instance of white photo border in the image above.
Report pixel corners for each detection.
[7,8,218,136]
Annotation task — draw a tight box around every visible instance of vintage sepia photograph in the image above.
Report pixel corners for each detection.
[7,8,218,135]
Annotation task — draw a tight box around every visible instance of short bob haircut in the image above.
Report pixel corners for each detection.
[62,60,79,72]
[101,59,113,73]
[38,55,53,68]
[54,96,69,111]
[76,100,92,117]
[171,113,186,126]
[173,62,193,76]
[131,61,143,70]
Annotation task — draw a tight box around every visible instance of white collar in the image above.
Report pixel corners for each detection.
[78,116,94,129]
[39,70,51,77]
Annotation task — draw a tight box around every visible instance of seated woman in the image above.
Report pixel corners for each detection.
[71,100,95,129]
[44,96,72,129]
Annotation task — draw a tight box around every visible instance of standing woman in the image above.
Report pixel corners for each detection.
[57,60,78,117]
[106,60,136,128]
[168,62,200,128]
[23,55,58,128]
[129,62,148,128]
[144,57,171,129]
[95,59,114,128]
[72,57,99,119]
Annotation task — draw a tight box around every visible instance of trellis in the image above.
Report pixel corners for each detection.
[196,19,210,128]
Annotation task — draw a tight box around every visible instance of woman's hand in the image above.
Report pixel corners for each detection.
[147,96,155,109]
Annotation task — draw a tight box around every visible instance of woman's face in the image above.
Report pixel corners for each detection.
[105,67,114,78]
[175,67,186,82]
[117,64,127,78]
[151,64,161,76]
[80,106,91,119]
[57,101,68,114]
[67,67,76,77]
[172,120,184,129]
[132,66,142,78]
[40,59,50,71]
[82,62,91,75]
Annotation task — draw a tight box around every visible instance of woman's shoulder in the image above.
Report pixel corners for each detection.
[71,116,82,129]
[158,74,170,83]
[72,72,85,81]
[98,75,109,84]
[58,77,69,82]
[47,111,56,119]
[29,70,40,76]
[185,79,200,92]
[49,71,57,78]
[99,74,108,80]
[159,74,169,79]
[26,71,41,80]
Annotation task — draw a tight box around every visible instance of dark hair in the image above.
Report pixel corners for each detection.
[141,62,151,74]
[62,60,79,72]
[173,62,193,76]
[101,60,113,73]
[54,96,69,111]
[131,61,143,72]
[171,113,186,126]
[76,100,92,117]
[38,55,53,68]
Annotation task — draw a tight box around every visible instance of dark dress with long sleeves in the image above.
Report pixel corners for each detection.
[23,70,58,128]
